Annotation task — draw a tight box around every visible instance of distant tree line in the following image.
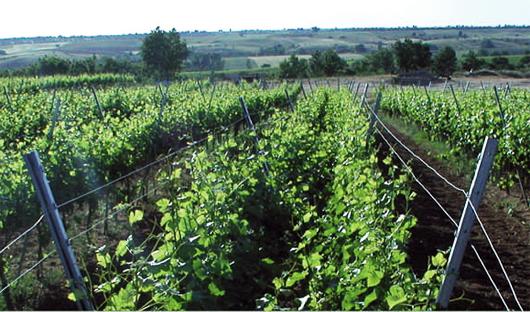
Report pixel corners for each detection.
[0,55,145,77]
[279,38,530,79]
[1,27,226,79]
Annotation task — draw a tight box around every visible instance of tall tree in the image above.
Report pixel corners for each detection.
[393,39,432,72]
[279,54,308,78]
[460,50,485,72]
[37,55,70,76]
[433,47,457,78]
[141,27,188,80]
[309,50,347,77]
[367,48,395,73]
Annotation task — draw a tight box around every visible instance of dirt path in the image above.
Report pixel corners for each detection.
[376,124,530,310]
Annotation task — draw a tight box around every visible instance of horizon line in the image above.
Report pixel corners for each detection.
[1,24,529,41]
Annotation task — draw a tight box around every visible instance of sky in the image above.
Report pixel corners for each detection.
[0,0,529,38]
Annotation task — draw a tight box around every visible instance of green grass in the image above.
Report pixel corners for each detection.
[478,54,527,64]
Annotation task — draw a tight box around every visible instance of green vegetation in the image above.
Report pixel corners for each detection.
[2,26,529,77]
[379,113,475,181]
[393,39,432,72]
[0,74,452,310]
[381,86,530,189]
[433,47,457,78]
[92,88,444,310]
[0,78,295,244]
[279,50,348,78]
[461,50,486,72]
[279,54,309,78]
[141,27,188,80]
[0,74,135,93]
[0,78,300,309]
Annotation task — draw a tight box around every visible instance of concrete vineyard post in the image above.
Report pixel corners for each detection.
[47,98,62,142]
[353,82,361,103]
[239,97,270,174]
[196,80,206,102]
[504,82,511,98]
[285,89,294,112]
[360,83,369,108]
[449,84,461,118]
[436,137,498,309]
[464,81,470,93]
[24,151,94,311]
[157,83,168,124]
[424,86,431,104]
[493,86,506,123]
[3,86,13,112]
[300,82,307,100]
[90,87,105,119]
[494,86,529,207]
[366,92,382,145]
[307,79,313,93]
[207,83,217,111]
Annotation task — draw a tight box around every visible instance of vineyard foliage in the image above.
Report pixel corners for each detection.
[0,79,296,231]
[381,87,530,188]
[0,74,136,94]
[93,89,444,310]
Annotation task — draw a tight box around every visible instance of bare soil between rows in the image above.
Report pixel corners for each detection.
[376,124,530,310]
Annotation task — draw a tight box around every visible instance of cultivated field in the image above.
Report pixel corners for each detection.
[0,75,528,310]
[1,26,529,70]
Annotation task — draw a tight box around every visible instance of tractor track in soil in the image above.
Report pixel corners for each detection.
[376,123,530,310]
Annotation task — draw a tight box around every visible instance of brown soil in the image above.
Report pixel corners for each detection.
[376,124,530,310]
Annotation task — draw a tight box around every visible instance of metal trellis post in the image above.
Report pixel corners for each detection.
[436,137,498,309]
[24,151,94,311]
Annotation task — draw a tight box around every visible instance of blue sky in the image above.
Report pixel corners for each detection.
[0,0,529,38]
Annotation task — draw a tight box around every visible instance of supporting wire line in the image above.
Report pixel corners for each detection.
[374,126,510,311]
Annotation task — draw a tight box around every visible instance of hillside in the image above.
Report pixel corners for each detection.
[0,26,529,70]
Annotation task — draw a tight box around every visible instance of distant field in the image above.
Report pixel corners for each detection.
[478,54,527,64]
[0,27,529,70]
[222,53,365,70]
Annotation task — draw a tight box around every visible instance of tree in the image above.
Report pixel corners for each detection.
[480,39,495,49]
[461,50,486,72]
[309,49,347,77]
[37,55,70,75]
[488,56,514,70]
[187,53,224,71]
[279,55,308,78]
[519,55,530,68]
[433,47,457,78]
[367,48,395,73]
[69,55,97,75]
[354,44,367,53]
[141,27,188,80]
[393,39,432,72]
